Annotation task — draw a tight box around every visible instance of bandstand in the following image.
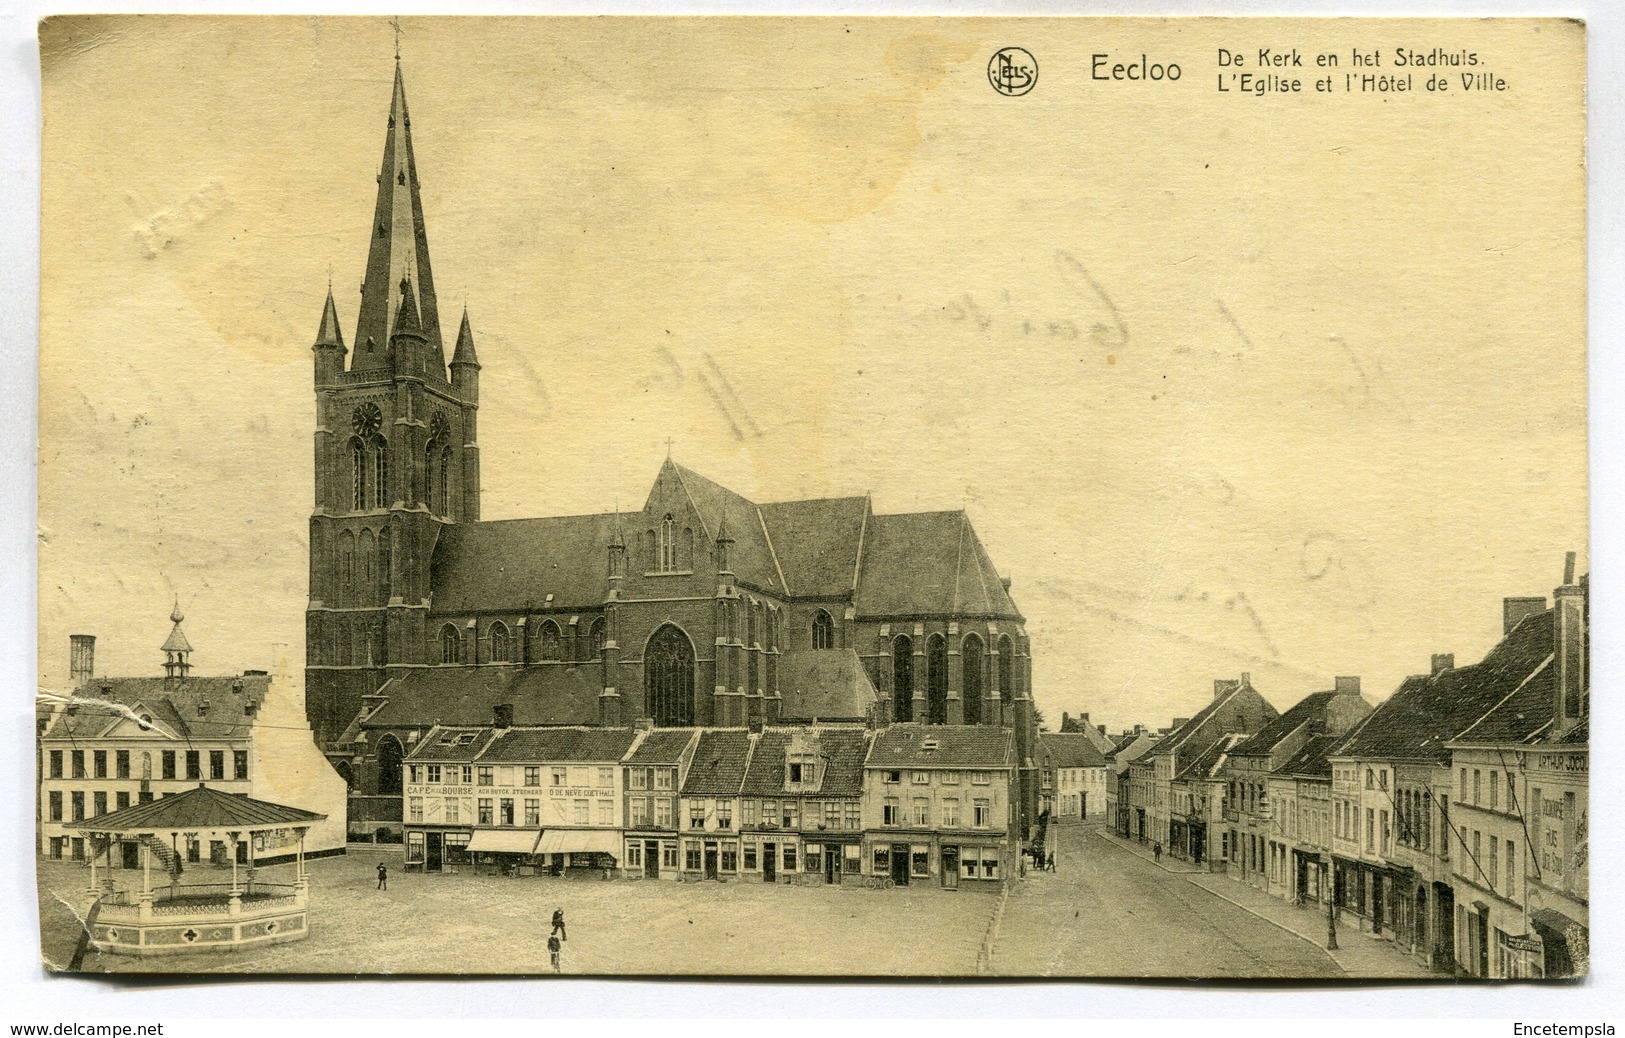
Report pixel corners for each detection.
[69,784,326,957]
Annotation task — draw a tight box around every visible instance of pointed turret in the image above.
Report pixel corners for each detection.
[451,306,480,401]
[715,508,735,581]
[393,275,423,337]
[352,60,444,374]
[608,510,627,582]
[312,288,347,385]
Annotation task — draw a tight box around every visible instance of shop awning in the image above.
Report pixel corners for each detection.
[467,829,541,855]
[536,829,622,856]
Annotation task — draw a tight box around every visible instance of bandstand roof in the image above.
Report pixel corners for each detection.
[67,783,326,836]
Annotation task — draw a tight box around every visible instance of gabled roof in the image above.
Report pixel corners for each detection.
[1338,609,1555,763]
[477,726,637,764]
[359,667,600,732]
[865,724,1013,769]
[42,675,270,743]
[757,497,869,597]
[853,511,1021,619]
[777,649,878,721]
[1175,733,1248,783]
[663,462,782,593]
[430,513,616,613]
[66,783,325,834]
[740,727,869,797]
[1450,659,1557,746]
[681,729,753,795]
[625,728,701,765]
[1149,679,1278,769]
[1040,732,1107,770]
[1274,733,1344,779]
[1229,691,1340,758]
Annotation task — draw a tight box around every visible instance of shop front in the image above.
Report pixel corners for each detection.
[623,833,680,879]
[404,827,473,873]
[465,828,541,875]
[535,828,621,876]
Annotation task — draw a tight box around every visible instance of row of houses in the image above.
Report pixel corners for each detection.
[1107,558,1589,979]
[398,720,1020,890]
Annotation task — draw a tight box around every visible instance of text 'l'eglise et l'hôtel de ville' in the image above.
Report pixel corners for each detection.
[302,58,1042,854]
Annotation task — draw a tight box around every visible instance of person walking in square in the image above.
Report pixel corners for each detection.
[547,933,562,973]
[551,907,567,942]
[1153,842,1162,863]
[377,862,388,890]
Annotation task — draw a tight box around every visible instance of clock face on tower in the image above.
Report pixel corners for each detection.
[351,403,383,439]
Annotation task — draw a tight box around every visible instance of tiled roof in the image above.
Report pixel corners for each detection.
[1338,609,1554,763]
[625,728,701,764]
[865,724,1013,769]
[1040,732,1107,769]
[740,727,869,796]
[360,666,601,731]
[66,783,325,833]
[1150,680,1278,769]
[665,463,782,593]
[405,725,502,762]
[853,512,1021,619]
[777,649,878,721]
[478,726,638,763]
[1175,733,1248,783]
[42,675,271,742]
[681,729,753,795]
[1229,691,1338,757]
[430,513,616,613]
[757,497,868,598]
[1274,733,1343,779]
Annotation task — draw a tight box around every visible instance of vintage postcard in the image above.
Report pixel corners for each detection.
[35,16,1586,979]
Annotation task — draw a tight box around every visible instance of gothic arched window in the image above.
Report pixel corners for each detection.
[812,609,835,650]
[378,526,392,601]
[927,634,948,724]
[338,529,356,607]
[438,448,452,516]
[376,735,405,796]
[590,616,608,685]
[962,634,986,725]
[440,623,461,665]
[373,437,389,510]
[998,634,1014,696]
[683,527,694,569]
[893,635,914,723]
[336,620,352,667]
[490,621,511,663]
[358,528,376,603]
[539,620,562,662]
[645,624,696,726]
[350,437,366,511]
[659,514,678,572]
[747,600,759,693]
[423,440,437,513]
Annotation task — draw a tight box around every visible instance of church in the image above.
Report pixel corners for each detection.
[303,58,1039,836]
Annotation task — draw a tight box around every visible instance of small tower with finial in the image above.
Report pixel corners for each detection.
[162,600,192,679]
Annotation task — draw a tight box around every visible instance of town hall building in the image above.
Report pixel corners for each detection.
[303,58,1039,838]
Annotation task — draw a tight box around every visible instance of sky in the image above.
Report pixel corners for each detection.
[37,16,1587,732]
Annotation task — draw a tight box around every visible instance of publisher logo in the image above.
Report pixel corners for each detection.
[989,47,1038,96]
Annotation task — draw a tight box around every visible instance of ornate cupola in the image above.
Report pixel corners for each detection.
[161,601,192,679]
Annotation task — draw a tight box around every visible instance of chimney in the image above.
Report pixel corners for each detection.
[493,703,513,730]
[1503,596,1547,636]
[69,635,95,688]
[1554,553,1587,732]
[1097,724,1106,737]
[1239,672,1251,687]
[1334,676,1361,696]
[1430,654,1455,676]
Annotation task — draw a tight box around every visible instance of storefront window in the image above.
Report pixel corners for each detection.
[844,844,861,874]
[911,847,929,876]
[783,844,798,871]
[721,842,738,872]
[872,846,890,873]
[805,846,822,873]
[744,843,758,870]
[406,831,424,863]
[685,841,702,871]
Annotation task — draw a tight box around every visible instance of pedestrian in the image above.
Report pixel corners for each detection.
[1046,851,1056,872]
[1153,842,1162,863]
[547,933,562,973]
[377,862,388,890]
[552,907,567,942]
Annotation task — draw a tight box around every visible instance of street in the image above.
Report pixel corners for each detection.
[993,822,1343,978]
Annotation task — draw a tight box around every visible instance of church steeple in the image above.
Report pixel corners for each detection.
[352,59,443,374]
[161,600,192,679]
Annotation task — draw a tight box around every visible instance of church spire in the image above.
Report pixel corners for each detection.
[451,306,479,368]
[352,59,444,374]
[315,288,345,349]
